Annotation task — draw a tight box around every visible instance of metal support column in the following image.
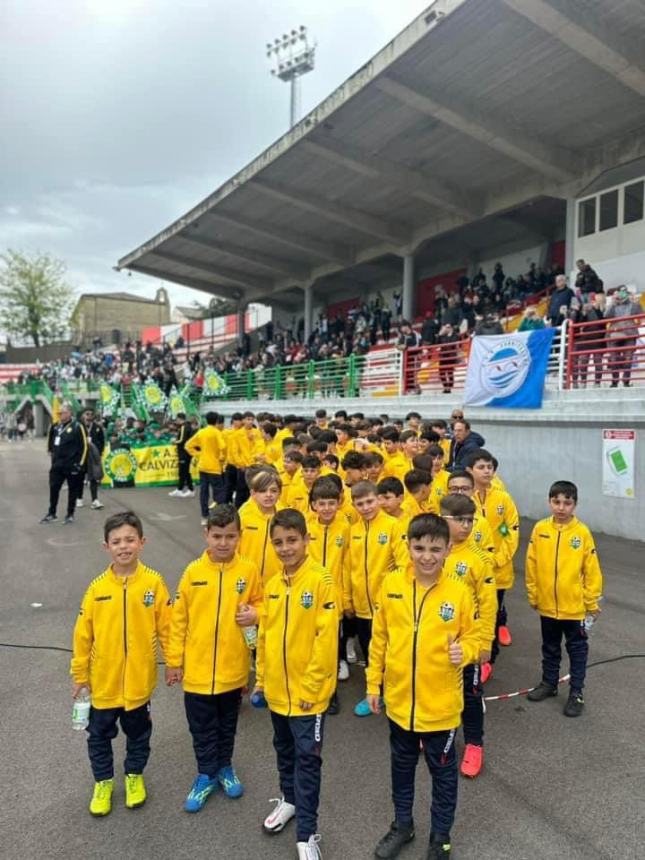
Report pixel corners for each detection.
[564,197,576,278]
[402,254,415,321]
[303,283,313,343]
[237,303,246,347]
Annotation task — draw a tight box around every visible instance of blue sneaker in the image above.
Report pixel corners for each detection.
[354,698,372,717]
[217,766,244,798]
[184,774,218,813]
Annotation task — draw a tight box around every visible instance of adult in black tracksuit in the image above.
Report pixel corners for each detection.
[41,403,88,524]
[77,409,106,507]
[175,413,195,493]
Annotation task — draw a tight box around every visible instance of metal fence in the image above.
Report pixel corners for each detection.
[565,312,645,390]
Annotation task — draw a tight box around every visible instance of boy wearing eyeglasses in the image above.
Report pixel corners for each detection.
[440,494,496,779]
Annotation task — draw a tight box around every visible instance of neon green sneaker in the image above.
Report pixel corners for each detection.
[89,779,114,816]
[124,773,147,809]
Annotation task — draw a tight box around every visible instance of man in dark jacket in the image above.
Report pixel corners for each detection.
[575,259,602,297]
[547,275,574,326]
[170,412,195,497]
[40,403,88,524]
[77,408,106,510]
[448,420,486,471]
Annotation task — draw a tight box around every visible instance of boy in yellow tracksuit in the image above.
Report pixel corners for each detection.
[446,471,496,557]
[231,412,263,508]
[286,455,321,513]
[377,477,405,520]
[367,513,479,860]
[400,469,432,522]
[165,504,262,811]
[239,469,282,587]
[440,494,496,779]
[254,509,338,860]
[70,511,171,817]
[307,476,351,714]
[343,480,408,717]
[185,411,226,525]
[466,449,519,664]
[525,481,603,718]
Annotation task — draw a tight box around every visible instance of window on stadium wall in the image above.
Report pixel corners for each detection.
[578,176,645,238]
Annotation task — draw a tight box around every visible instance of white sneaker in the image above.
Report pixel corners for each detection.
[263,797,296,833]
[346,638,357,664]
[297,834,322,859]
[181,489,195,498]
[168,489,183,497]
[76,499,84,508]
[200,517,208,526]
[337,660,350,681]
[91,499,104,510]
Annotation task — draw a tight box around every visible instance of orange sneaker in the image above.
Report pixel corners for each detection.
[498,625,512,646]
[460,744,484,778]
[480,662,493,684]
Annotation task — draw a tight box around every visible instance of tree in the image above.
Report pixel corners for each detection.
[0,250,75,347]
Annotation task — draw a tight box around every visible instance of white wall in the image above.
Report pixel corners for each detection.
[478,245,544,282]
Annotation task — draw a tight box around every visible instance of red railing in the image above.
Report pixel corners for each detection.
[402,338,472,394]
[565,312,645,389]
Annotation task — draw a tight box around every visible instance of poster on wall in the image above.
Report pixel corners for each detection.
[602,430,635,499]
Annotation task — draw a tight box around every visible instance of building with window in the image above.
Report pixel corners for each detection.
[72,288,171,347]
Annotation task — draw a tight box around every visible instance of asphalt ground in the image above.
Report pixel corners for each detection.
[1,441,643,860]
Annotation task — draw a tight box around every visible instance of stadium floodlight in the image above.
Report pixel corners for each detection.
[266,24,316,129]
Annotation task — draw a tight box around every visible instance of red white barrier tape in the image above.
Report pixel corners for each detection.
[484,674,570,702]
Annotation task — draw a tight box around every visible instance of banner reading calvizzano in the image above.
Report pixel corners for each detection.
[102,444,199,488]
[464,329,555,408]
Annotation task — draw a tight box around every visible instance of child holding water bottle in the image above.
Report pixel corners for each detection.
[70,511,171,816]
[165,504,262,812]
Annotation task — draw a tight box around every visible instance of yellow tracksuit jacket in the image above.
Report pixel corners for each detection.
[340,492,359,527]
[239,499,281,587]
[277,463,300,507]
[444,541,497,652]
[231,427,262,468]
[166,552,262,694]
[70,563,171,710]
[366,566,479,732]
[306,513,349,619]
[256,558,338,716]
[382,452,413,483]
[184,425,224,475]
[473,487,520,589]
[525,517,603,620]
[286,478,313,514]
[428,469,450,514]
[471,513,495,555]
[343,509,408,619]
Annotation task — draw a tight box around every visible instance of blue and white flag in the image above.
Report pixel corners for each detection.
[464,328,556,408]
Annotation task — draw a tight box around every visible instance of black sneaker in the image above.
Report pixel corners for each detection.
[374,821,415,859]
[63,515,75,525]
[427,842,451,859]
[527,681,558,702]
[563,692,584,717]
[40,514,57,524]
[328,692,340,716]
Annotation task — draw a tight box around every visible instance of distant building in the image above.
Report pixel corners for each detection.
[72,288,171,346]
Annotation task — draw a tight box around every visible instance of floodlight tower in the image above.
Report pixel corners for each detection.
[266,25,316,129]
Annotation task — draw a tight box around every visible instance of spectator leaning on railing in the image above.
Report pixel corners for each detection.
[605,286,642,388]
[547,275,574,326]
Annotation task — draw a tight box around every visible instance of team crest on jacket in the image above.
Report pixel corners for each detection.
[473,530,482,542]
[496,504,505,515]
[235,578,247,593]
[377,533,388,545]
[455,561,468,576]
[439,602,455,622]
[335,535,344,547]
[300,591,314,609]
[569,537,581,549]
[143,590,154,607]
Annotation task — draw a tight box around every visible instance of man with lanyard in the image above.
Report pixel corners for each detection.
[76,408,106,510]
[40,403,88,524]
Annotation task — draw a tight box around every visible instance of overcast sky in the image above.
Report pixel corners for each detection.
[1,0,429,310]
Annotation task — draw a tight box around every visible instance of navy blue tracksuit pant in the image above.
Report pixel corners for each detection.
[270,711,325,842]
[86,703,151,781]
[388,718,458,843]
[184,689,242,777]
[462,663,484,746]
[198,471,226,518]
[490,588,507,664]
[540,615,588,693]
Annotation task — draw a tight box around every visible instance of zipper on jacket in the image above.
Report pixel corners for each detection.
[322,526,328,567]
[122,579,128,690]
[410,581,432,731]
[282,584,292,715]
[553,531,561,617]
[261,520,270,581]
[211,567,224,694]
[364,521,373,615]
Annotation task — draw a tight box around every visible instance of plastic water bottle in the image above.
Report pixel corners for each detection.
[584,597,603,633]
[72,687,91,731]
[250,689,268,708]
[243,625,258,650]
